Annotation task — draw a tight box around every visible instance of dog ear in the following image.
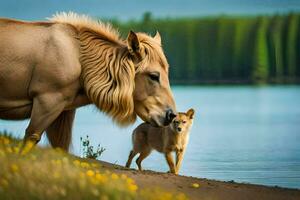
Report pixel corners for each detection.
[154,31,161,44]
[127,30,140,55]
[187,108,195,119]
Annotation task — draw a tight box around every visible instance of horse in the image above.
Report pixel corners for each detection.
[0,12,176,151]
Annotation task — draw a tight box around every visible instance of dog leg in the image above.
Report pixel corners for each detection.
[175,149,185,175]
[165,151,176,174]
[136,150,151,171]
[126,150,137,168]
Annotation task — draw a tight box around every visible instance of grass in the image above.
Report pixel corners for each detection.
[0,133,188,200]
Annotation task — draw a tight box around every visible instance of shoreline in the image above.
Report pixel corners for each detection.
[96,160,300,200]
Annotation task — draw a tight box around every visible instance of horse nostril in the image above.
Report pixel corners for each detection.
[166,109,176,122]
[169,112,176,120]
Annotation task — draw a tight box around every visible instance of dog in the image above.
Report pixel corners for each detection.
[125,108,195,174]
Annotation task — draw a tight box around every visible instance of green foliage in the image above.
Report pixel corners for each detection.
[80,135,105,159]
[113,13,300,84]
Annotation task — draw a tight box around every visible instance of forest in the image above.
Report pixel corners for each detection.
[113,13,300,84]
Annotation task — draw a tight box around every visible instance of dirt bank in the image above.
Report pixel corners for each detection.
[97,160,300,200]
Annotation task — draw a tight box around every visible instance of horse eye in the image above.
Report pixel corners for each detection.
[149,73,160,82]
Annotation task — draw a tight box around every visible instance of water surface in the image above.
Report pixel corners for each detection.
[1,85,300,189]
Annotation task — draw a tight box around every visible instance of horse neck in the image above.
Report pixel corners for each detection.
[78,29,136,125]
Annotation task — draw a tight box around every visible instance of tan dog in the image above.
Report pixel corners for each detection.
[126,108,195,174]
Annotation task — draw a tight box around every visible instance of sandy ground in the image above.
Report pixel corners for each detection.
[96,160,300,200]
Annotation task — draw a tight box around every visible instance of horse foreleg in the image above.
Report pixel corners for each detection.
[20,93,67,154]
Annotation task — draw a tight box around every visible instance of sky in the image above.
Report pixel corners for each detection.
[0,0,300,21]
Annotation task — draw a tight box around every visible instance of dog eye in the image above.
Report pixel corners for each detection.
[183,121,186,124]
[148,72,160,82]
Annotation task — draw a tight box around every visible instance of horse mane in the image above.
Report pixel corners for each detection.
[50,12,120,42]
[49,12,169,126]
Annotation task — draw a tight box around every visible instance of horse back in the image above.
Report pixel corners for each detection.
[0,18,77,61]
[0,18,81,109]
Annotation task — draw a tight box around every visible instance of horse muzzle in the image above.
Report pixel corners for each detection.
[163,109,176,126]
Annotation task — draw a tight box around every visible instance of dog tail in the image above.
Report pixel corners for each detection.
[46,110,76,151]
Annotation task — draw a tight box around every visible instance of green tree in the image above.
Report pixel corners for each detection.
[115,13,300,84]
[286,14,299,78]
[269,15,285,80]
[252,17,269,82]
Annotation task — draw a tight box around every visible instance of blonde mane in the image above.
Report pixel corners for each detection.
[50,12,120,42]
[49,12,168,125]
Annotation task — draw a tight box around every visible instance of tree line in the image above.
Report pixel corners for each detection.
[112,13,300,84]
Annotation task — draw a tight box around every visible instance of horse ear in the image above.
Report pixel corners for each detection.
[154,31,161,44]
[127,30,140,54]
[186,108,195,119]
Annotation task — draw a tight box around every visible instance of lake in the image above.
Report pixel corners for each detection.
[1,85,300,189]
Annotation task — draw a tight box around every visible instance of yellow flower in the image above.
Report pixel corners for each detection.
[111,173,119,180]
[126,178,134,185]
[191,183,199,188]
[127,183,138,192]
[95,173,107,183]
[95,173,102,180]
[86,170,95,177]
[10,164,19,173]
[126,177,138,192]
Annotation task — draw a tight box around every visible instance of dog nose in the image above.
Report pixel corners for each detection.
[177,127,182,132]
[165,109,176,125]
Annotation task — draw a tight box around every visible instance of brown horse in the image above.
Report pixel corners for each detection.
[0,12,176,151]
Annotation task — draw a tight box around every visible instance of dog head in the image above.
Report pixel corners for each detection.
[171,108,195,133]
